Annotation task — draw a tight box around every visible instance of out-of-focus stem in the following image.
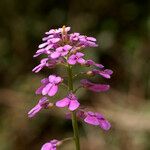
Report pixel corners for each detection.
[67,64,80,150]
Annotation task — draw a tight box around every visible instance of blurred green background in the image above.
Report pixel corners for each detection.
[0,0,150,149]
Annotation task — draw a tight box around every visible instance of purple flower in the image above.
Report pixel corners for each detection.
[51,45,72,59]
[92,69,113,79]
[66,109,111,131]
[56,93,80,111]
[36,75,62,96]
[32,57,64,73]
[84,111,111,131]
[84,59,104,69]
[84,60,113,78]
[32,58,57,73]
[32,58,49,73]
[38,38,60,48]
[70,32,80,42]
[41,139,60,150]
[79,36,98,47]
[81,79,110,92]
[67,52,85,65]
[33,46,52,57]
[69,32,98,48]
[28,97,52,118]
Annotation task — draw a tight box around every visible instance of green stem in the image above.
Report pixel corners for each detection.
[67,64,80,150]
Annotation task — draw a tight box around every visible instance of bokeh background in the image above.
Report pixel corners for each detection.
[0,0,150,149]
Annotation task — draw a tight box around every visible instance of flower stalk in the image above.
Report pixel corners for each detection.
[67,64,80,150]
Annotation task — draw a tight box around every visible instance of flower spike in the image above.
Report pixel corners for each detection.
[28,26,113,150]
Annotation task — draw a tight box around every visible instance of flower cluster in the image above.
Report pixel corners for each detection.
[28,26,113,149]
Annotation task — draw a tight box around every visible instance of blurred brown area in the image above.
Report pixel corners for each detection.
[0,0,150,149]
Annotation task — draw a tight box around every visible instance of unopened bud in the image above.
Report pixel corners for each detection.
[62,25,66,35]
[47,103,54,108]
[56,141,63,146]
[86,71,94,76]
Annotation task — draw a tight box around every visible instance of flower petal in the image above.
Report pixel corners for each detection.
[69,100,80,111]
[48,85,58,96]
[84,115,99,125]
[39,97,48,106]
[80,79,94,87]
[77,58,85,64]
[51,51,60,59]
[87,37,96,41]
[67,55,77,65]
[28,104,42,118]
[45,44,53,50]
[54,77,62,84]
[50,38,60,43]
[104,69,113,75]
[89,84,110,92]
[56,47,63,52]
[56,98,70,107]
[41,142,53,150]
[38,42,48,48]
[36,85,45,94]
[63,44,72,51]
[49,75,56,82]
[99,119,111,131]
[32,64,43,73]
[99,73,110,79]
[42,83,53,95]
[41,78,49,84]
[76,52,84,57]
[68,59,76,65]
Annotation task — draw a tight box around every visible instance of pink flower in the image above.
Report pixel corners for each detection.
[92,69,113,79]
[33,47,52,57]
[28,97,52,118]
[70,32,80,42]
[84,59,104,68]
[32,58,48,73]
[79,36,98,47]
[51,45,72,59]
[66,109,111,131]
[32,58,58,73]
[38,38,60,49]
[41,139,60,150]
[67,52,85,65]
[81,79,110,92]
[56,93,80,111]
[84,59,113,78]
[84,111,111,131]
[69,32,98,47]
[36,75,62,96]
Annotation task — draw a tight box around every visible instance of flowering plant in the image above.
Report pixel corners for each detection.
[28,26,113,150]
